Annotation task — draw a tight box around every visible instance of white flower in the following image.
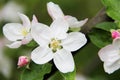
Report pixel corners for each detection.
[47,2,88,28]
[98,38,120,74]
[0,1,24,22]
[31,18,87,73]
[3,13,38,48]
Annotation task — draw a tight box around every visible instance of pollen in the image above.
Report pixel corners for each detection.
[49,39,62,52]
[21,28,28,36]
[50,39,60,48]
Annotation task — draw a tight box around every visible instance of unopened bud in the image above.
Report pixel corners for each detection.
[111,30,120,39]
[17,56,29,68]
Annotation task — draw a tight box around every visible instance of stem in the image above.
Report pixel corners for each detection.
[81,7,112,34]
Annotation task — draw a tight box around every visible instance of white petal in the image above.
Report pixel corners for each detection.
[65,15,78,26]
[7,41,22,48]
[72,18,88,28]
[47,2,64,20]
[98,45,119,62]
[62,32,87,51]
[21,33,32,44]
[53,49,74,73]
[32,15,38,24]
[3,23,24,41]
[18,12,30,28]
[98,44,120,74]
[104,59,120,74]
[65,15,88,28]
[31,46,54,64]
[113,38,120,48]
[50,18,69,39]
[31,23,52,47]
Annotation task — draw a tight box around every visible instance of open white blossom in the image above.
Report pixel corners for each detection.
[31,18,87,73]
[0,1,24,22]
[3,13,38,48]
[98,38,120,74]
[47,2,88,28]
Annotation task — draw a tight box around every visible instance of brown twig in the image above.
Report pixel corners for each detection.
[81,7,111,34]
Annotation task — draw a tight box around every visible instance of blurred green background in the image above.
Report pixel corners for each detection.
[0,0,120,80]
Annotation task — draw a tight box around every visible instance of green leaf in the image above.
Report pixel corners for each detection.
[48,72,64,80]
[95,22,117,31]
[89,28,112,48]
[60,68,76,80]
[26,40,38,47]
[102,0,120,21]
[20,62,52,80]
[89,22,117,48]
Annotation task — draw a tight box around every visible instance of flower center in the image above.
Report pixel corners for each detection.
[21,28,28,36]
[49,39,62,53]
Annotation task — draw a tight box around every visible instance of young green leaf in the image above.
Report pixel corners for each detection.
[26,40,38,47]
[89,29,112,48]
[20,62,52,80]
[102,0,120,21]
[95,22,117,31]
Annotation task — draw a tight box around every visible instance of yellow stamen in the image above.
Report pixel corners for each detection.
[50,39,60,49]
[21,28,28,36]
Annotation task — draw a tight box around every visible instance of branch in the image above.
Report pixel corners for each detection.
[81,7,111,34]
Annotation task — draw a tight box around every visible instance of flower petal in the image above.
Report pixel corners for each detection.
[65,15,78,26]
[21,33,32,44]
[62,32,87,51]
[31,23,52,47]
[7,41,22,48]
[98,44,119,62]
[53,49,74,73]
[31,46,54,64]
[72,18,88,28]
[104,59,120,74]
[65,15,88,28]
[98,44,120,74]
[3,23,24,41]
[113,38,120,48]
[18,12,30,28]
[47,2,64,20]
[32,15,38,24]
[50,18,69,39]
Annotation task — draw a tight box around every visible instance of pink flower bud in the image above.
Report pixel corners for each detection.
[111,30,120,39]
[17,56,29,67]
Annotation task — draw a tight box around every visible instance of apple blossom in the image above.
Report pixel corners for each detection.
[17,56,29,68]
[98,38,120,74]
[31,18,87,73]
[47,2,88,28]
[3,13,38,48]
